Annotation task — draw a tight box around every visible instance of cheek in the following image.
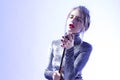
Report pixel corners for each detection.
[75,24,83,31]
[66,20,71,28]
[76,23,82,29]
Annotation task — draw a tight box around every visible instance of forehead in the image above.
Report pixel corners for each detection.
[70,9,84,18]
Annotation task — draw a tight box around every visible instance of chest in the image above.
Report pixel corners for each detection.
[52,43,81,68]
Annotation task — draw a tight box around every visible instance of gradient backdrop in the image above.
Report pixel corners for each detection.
[0,0,120,80]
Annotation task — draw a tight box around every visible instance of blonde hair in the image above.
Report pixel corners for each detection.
[67,5,90,31]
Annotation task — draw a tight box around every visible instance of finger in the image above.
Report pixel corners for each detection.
[61,39,68,45]
[62,35,69,40]
[63,32,70,40]
[61,35,69,44]
[66,34,74,42]
[61,43,67,48]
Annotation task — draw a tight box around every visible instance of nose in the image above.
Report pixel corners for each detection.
[71,17,76,23]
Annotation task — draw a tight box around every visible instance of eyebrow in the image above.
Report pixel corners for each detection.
[70,14,84,20]
[76,16,84,20]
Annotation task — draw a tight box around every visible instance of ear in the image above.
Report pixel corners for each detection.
[84,16,90,31]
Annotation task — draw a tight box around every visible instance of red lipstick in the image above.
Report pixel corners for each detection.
[69,24,74,28]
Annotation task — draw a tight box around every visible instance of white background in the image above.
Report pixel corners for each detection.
[0,0,120,80]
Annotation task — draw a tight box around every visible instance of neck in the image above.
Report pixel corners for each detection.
[74,33,81,45]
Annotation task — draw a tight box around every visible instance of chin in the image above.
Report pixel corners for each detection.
[67,30,74,33]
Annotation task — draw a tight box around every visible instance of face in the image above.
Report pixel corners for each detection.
[66,9,85,34]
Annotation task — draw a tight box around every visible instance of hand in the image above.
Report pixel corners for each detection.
[52,71,61,80]
[61,33,74,49]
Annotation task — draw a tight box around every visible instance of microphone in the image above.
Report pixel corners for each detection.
[59,33,69,75]
[64,31,74,40]
[59,32,73,73]
[59,48,66,80]
[59,48,66,73]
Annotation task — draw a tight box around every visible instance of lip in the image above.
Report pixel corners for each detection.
[69,24,75,28]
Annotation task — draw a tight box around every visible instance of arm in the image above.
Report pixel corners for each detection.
[44,40,62,80]
[44,42,54,80]
[64,42,92,80]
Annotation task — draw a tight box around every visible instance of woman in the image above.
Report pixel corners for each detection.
[44,5,92,80]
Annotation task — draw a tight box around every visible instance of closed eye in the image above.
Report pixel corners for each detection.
[69,15,74,19]
[77,17,83,22]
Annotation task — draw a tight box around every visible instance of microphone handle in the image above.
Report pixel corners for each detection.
[59,33,73,73]
[59,48,66,73]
